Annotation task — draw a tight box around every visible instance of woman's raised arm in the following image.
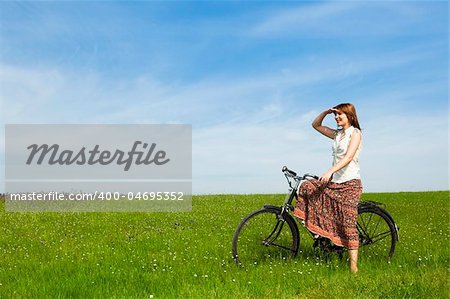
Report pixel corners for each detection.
[312,109,337,139]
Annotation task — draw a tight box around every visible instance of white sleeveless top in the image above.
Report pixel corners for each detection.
[331,126,361,183]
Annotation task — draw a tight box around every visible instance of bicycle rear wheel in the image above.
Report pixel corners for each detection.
[232,207,299,267]
[357,205,398,261]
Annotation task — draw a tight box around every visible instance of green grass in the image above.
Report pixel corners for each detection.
[0,191,449,298]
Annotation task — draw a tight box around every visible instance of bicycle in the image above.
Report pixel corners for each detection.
[232,166,399,267]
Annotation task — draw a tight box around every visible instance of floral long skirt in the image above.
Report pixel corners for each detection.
[293,179,363,250]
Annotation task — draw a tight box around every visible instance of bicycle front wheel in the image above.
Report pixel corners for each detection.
[232,207,299,267]
[357,206,398,261]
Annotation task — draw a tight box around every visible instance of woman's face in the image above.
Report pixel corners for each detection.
[333,110,350,128]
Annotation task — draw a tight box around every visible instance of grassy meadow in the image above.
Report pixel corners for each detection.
[0,191,449,298]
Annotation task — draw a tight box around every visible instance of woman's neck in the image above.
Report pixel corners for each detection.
[342,123,352,130]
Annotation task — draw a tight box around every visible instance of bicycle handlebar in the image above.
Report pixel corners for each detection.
[282,166,319,180]
[282,166,297,177]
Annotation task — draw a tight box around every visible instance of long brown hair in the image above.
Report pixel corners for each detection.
[333,103,361,130]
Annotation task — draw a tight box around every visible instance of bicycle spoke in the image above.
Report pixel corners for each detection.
[369,215,382,238]
[263,220,282,243]
[357,222,370,239]
[369,230,392,243]
[363,212,373,235]
[359,213,370,235]
[269,242,297,252]
[265,221,285,243]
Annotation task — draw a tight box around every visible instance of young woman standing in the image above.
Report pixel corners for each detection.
[294,103,363,273]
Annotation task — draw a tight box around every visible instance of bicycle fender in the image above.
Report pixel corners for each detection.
[263,204,281,212]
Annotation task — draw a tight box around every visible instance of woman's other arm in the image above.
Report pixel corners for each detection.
[319,129,362,182]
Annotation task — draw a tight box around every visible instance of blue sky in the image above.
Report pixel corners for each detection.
[1,1,448,194]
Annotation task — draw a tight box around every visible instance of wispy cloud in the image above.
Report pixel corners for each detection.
[248,1,441,38]
[249,2,356,36]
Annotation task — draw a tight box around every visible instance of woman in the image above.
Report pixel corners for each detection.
[293,103,363,273]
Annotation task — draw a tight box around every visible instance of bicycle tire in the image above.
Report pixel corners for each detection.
[232,207,299,267]
[357,205,398,261]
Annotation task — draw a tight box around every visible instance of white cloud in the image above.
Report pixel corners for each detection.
[248,1,435,38]
[249,2,356,36]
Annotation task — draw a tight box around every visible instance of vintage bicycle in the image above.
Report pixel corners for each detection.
[232,166,399,266]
